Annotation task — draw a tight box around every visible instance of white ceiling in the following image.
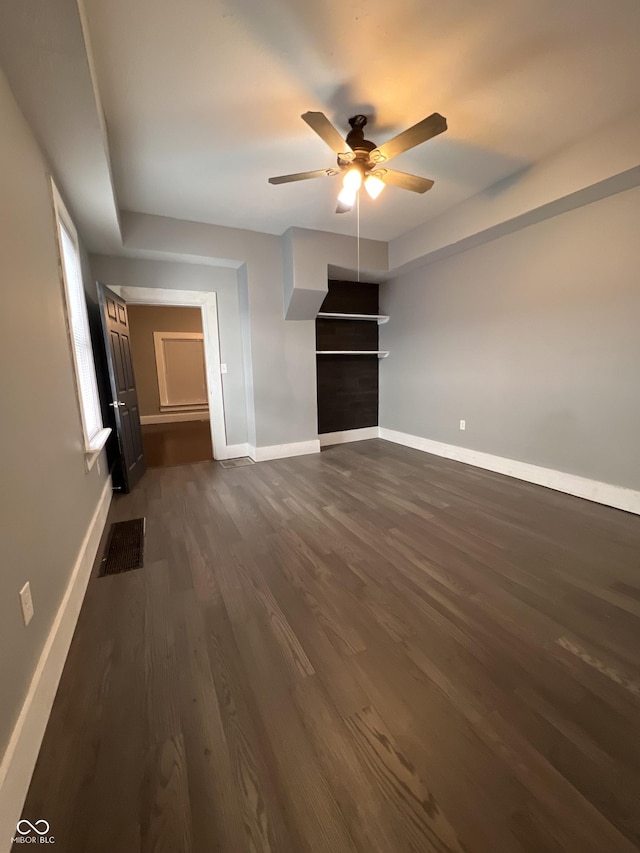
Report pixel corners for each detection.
[83,0,640,242]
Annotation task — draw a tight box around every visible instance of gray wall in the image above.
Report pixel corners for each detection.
[0,68,109,755]
[119,214,319,449]
[117,216,391,449]
[89,255,248,445]
[380,184,640,491]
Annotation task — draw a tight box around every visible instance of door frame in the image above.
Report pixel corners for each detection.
[113,286,229,460]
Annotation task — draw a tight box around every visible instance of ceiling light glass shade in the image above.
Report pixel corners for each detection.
[342,167,362,192]
[337,185,357,207]
[364,174,385,199]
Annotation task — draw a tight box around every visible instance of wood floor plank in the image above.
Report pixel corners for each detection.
[223,600,358,853]
[173,590,247,852]
[142,420,213,468]
[345,703,466,853]
[201,592,300,853]
[141,734,192,853]
[292,674,410,853]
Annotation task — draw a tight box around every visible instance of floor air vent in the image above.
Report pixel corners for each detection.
[219,457,254,469]
[98,518,145,577]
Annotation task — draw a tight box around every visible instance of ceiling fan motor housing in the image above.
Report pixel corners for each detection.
[344,115,376,170]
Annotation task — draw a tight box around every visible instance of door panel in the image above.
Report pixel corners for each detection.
[98,283,146,492]
[130,402,144,465]
[122,335,135,389]
[110,330,126,392]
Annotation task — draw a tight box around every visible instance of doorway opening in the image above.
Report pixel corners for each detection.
[127,304,213,467]
[111,285,230,463]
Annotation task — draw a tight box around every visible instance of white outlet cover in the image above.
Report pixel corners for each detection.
[460,420,466,430]
[19,582,34,626]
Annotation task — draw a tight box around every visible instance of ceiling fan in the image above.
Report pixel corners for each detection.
[268,110,447,213]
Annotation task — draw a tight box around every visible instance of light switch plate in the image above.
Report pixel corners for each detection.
[460,419,466,430]
[220,363,228,374]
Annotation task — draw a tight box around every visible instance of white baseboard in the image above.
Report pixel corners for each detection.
[249,439,321,463]
[319,427,380,447]
[379,428,640,516]
[140,412,210,425]
[218,443,250,460]
[0,479,112,851]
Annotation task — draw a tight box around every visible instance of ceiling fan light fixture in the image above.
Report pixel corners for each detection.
[342,167,362,192]
[364,174,385,199]
[337,185,357,208]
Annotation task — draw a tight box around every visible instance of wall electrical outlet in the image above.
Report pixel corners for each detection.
[19,582,34,626]
[460,419,466,431]
[220,363,228,374]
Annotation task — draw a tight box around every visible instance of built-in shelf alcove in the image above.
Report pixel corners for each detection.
[315,280,387,435]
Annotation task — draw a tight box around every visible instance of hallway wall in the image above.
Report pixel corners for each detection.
[0,65,110,818]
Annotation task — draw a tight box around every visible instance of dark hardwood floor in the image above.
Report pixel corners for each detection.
[141,419,212,467]
[17,440,640,852]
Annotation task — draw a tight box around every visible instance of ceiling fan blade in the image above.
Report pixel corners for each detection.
[376,169,434,193]
[301,111,353,157]
[371,113,447,163]
[268,168,337,185]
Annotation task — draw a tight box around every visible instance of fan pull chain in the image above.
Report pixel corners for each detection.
[357,189,360,282]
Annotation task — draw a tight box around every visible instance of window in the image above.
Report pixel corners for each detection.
[153,331,208,411]
[51,181,110,464]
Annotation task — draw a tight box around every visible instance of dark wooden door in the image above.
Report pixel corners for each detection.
[97,283,146,492]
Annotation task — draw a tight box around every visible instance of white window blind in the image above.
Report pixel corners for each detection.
[53,184,106,453]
